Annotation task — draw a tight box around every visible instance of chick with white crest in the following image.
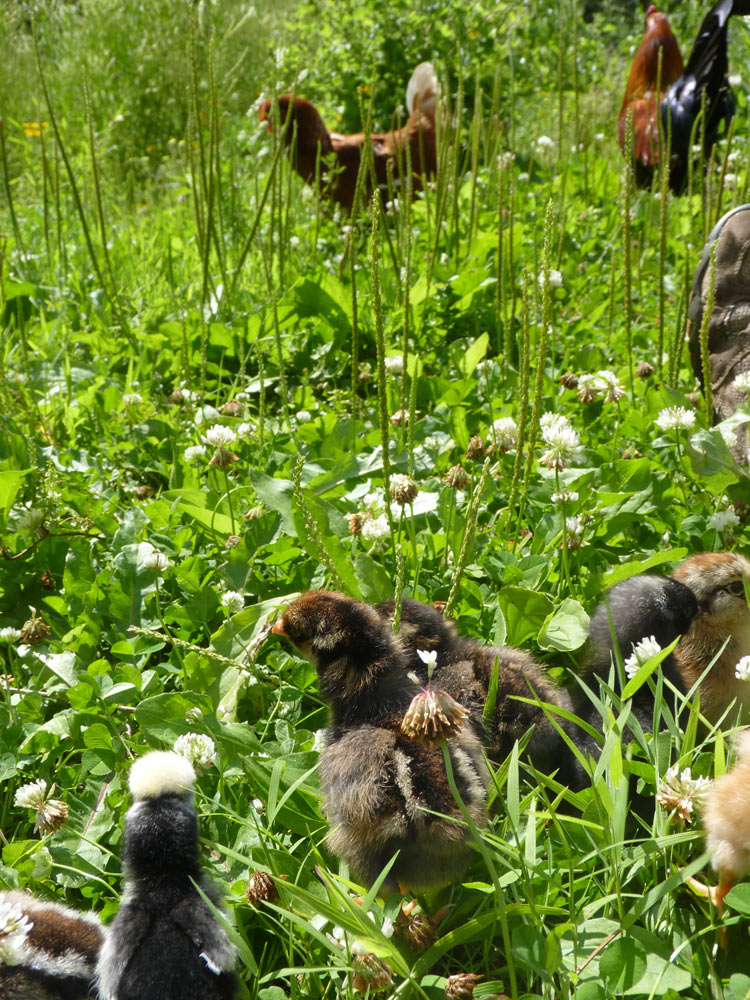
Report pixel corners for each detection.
[0,890,104,1000]
[95,751,237,1000]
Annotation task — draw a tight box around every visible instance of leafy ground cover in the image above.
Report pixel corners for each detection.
[2,0,750,996]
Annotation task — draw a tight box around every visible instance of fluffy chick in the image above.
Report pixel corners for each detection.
[702,729,750,911]
[375,598,586,789]
[0,890,103,1000]
[272,591,488,895]
[582,574,699,732]
[672,552,750,724]
[96,752,237,1000]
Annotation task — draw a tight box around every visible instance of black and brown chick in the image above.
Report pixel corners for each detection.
[581,574,700,733]
[0,890,104,1000]
[375,598,587,790]
[95,752,237,1000]
[272,590,488,895]
[672,551,750,724]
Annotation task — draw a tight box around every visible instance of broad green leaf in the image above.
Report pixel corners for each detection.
[538,598,589,651]
[498,587,554,647]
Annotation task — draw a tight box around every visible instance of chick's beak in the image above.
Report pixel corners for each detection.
[271,619,287,637]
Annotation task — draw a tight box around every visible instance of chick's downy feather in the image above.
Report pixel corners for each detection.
[96,752,236,1000]
[704,729,750,889]
[376,598,586,789]
[273,591,487,894]
[0,890,104,1000]
[672,551,750,723]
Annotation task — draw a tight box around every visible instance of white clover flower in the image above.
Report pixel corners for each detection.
[594,132,605,141]
[0,627,22,643]
[289,235,300,249]
[180,388,200,403]
[551,489,578,504]
[122,392,143,407]
[729,73,742,88]
[15,508,44,534]
[539,268,563,289]
[251,797,265,813]
[656,764,712,823]
[540,411,572,432]
[710,509,740,531]
[724,173,738,190]
[237,422,254,438]
[439,252,449,266]
[202,424,237,448]
[518,171,530,183]
[390,473,418,505]
[296,410,312,424]
[535,135,554,150]
[184,444,207,462]
[720,424,738,448]
[14,779,48,810]
[14,779,69,834]
[186,707,204,723]
[732,371,750,393]
[623,635,662,679]
[361,515,390,542]
[417,648,438,677]
[493,416,518,451]
[655,406,696,431]
[0,897,33,966]
[594,370,625,402]
[384,355,404,374]
[540,416,581,470]
[565,515,583,535]
[173,732,217,770]
[143,547,170,573]
[312,729,327,752]
[735,656,750,681]
[220,591,245,614]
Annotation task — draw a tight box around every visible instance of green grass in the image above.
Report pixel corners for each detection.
[2,0,750,996]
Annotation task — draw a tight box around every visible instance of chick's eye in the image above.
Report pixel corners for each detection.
[725,580,747,597]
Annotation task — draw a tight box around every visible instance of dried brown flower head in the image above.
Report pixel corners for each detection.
[401,686,469,741]
[390,409,410,427]
[636,361,655,379]
[40,570,56,591]
[578,383,598,404]
[350,954,394,994]
[445,973,483,1000]
[225,535,242,550]
[444,465,470,490]
[244,506,264,520]
[245,870,279,906]
[347,512,370,536]
[390,474,419,505]
[21,612,51,646]
[465,436,488,461]
[395,906,449,952]
[209,448,239,469]
[222,401,243,416]
[559,371,579,389]
[133,485,153,500]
